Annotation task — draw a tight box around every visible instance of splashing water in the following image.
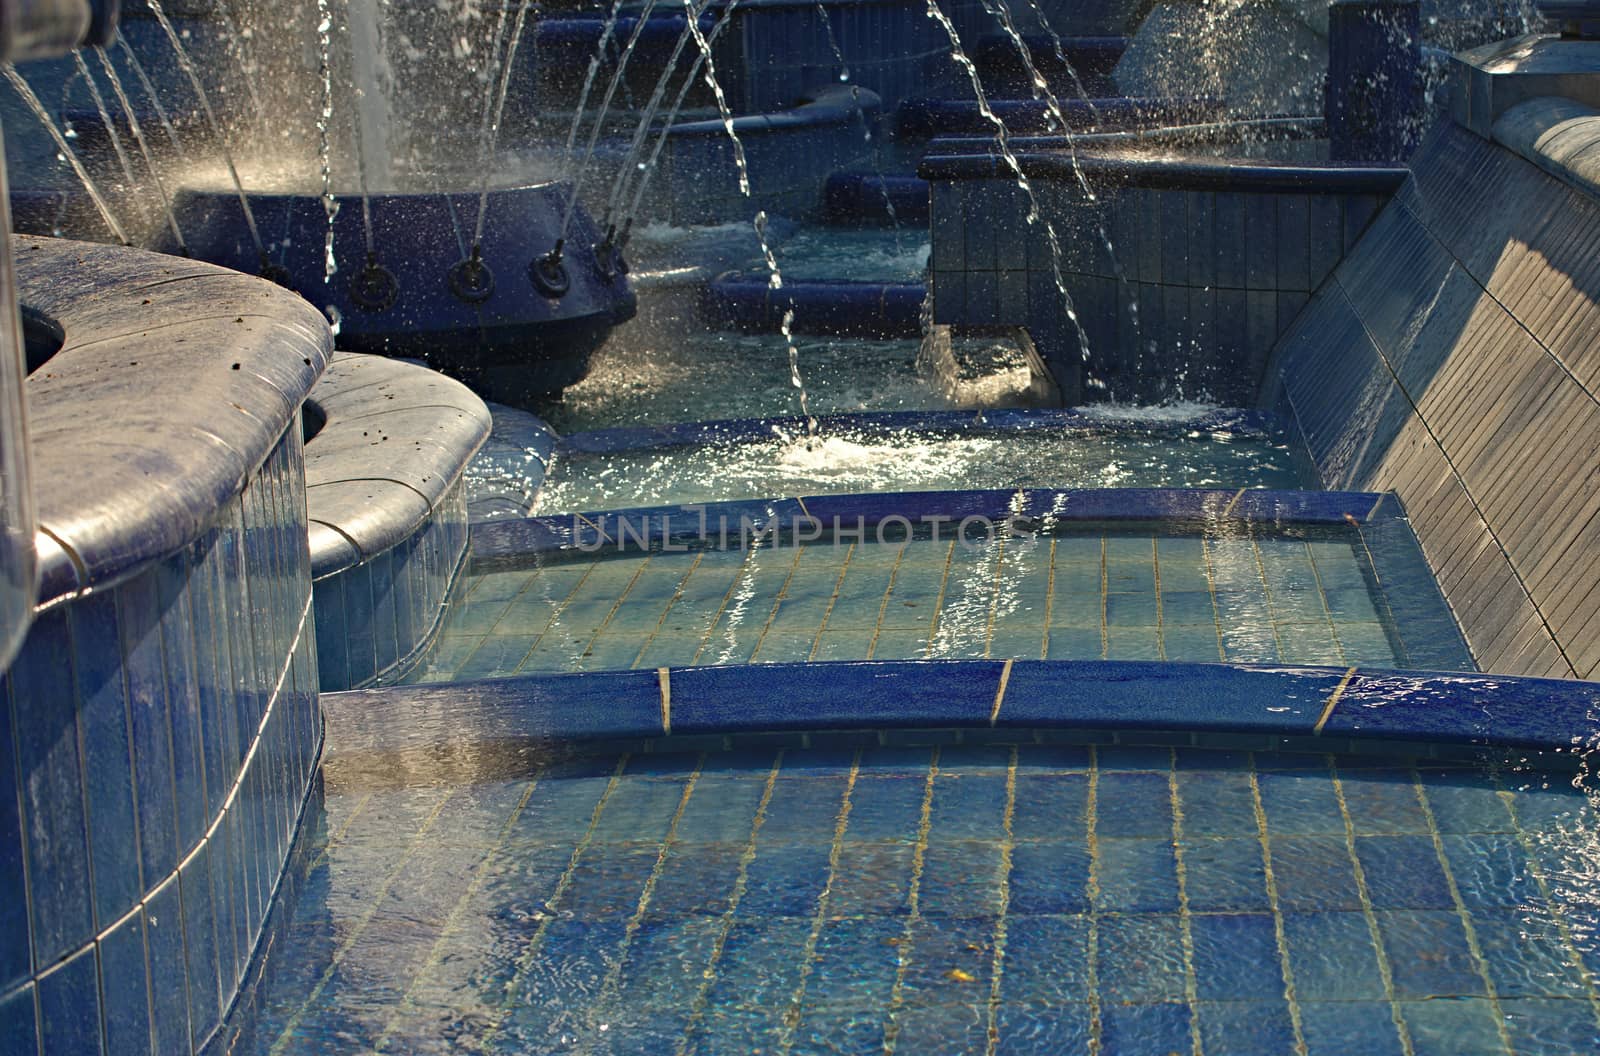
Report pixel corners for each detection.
[922,0,1093,375]
[474,0,535,247]
[70,52,138,203]
[682,0,751,195]
[315,0,339,282]
[93,47,185,251]
[2,66,128,244]
[146,0,270,265]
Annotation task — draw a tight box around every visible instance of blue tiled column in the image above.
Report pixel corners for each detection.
[0,422,322,1056]
[313,476,471,691]
[0,158,35,675]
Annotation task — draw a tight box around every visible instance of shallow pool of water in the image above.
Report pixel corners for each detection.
[226,733,1600,1056]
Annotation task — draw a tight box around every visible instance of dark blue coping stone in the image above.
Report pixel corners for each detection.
[535,12,716,55]
[918,150,1411,193]
[669,85,881,138]
[322,659,1600,756]
[15,236,332,608]
[922,117,1326,155]
[821,172,931,223]
[303,353,490,578]
[557,406,1283,455]
[468,487,1385,567]
[896,96,1225,137]
[701,274,925,337]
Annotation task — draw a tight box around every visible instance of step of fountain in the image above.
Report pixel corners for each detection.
[701,272,925,338]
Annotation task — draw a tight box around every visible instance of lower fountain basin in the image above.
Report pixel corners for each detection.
[149,181,637,406]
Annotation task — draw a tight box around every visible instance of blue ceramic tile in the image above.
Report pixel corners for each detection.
[1011,773,1088,840]
[8,609,93,967]
[1196,999,1298,1056]
[1174,771,1260,836]
[1100,1001,1190,1056]
[1095,772,1173,838]
[120,573,181,889]
[846,776,932,843]
[0,983,37,1056]
[1269,836,1364,912]
[1355,836,1454,910]
[66,591,145,931]
[1183,838,1271,912]
[1376,910,1483,999]
[182,848,223,1048]
[157,555,210,857]
[1283,911,1390,1001]
[97,907,152,1056]
[1096,914,1186,1003]
[1257,771,1345,835]
[1095,838,1179,913]
[1190,913,1283,1001]
[35,945,101,1056]
[1438,834,1537,909]
[929,774,1009,840]
[1401,997,1508,1056]
[1008,841,1091,915]
[1298,1000,1406,1056]
[0,694,28,992]
[1500,997,1600,1056]
[917,843,1004,917]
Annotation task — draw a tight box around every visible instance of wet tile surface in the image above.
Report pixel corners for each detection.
[229,738,1600,1055]
[403,523,1471,684]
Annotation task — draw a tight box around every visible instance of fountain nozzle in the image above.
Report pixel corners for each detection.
[531,239,571,297]
[448,244,496,304]
[258,253,291,288]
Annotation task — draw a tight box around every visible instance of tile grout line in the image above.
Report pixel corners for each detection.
[865,541,909,660]
[881,747,942,1055]
[1086,746,1103,1055]
[1152,534,1167,661]
[1408,767,1516,1055]
[1168,749,1205,1056]
[1222,487,1248,518]
[1491,775,1600,1032]
[1246,754,1309,1056]
[575,759,706,1056]
[266,789,458,1056]
[983,747,1019,1056]
[981,537,1009,659]
[1099,535,1109,659]
[658,667,672,734]
[922,540,960,659]
[747,544,809,663]
[1040,538,1057,660]
[691,541,765,666]
[776,748,864,1056]
[371,774,546,1052]
[1313,667,1358,736]
[1303,539,1351,665]
[989,658,1014,727]
[576,553,655,663]
[504,559,601,676]
[809,542,859,661]
[477,756,632,1049]
[1248,530,1288,663]
[674,751,786,1054]
[1329,760,1416,1056]
[629,551,705,670]
[1199,534,1227,661]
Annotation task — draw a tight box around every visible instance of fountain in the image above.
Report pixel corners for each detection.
[5,0,639,405]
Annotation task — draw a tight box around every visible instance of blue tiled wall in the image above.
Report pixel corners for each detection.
[312,478,470,692]
[1266,122,1600,680]
[0,421,321,1056]
[928,177,1391,404]
[720,0,987,114]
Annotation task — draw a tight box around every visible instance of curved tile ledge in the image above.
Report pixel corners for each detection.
[16,236,332,608]
[324,659,1600,760]
[303,354,485,690]
[1493,95,1600,201]
[302,352,490,578]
